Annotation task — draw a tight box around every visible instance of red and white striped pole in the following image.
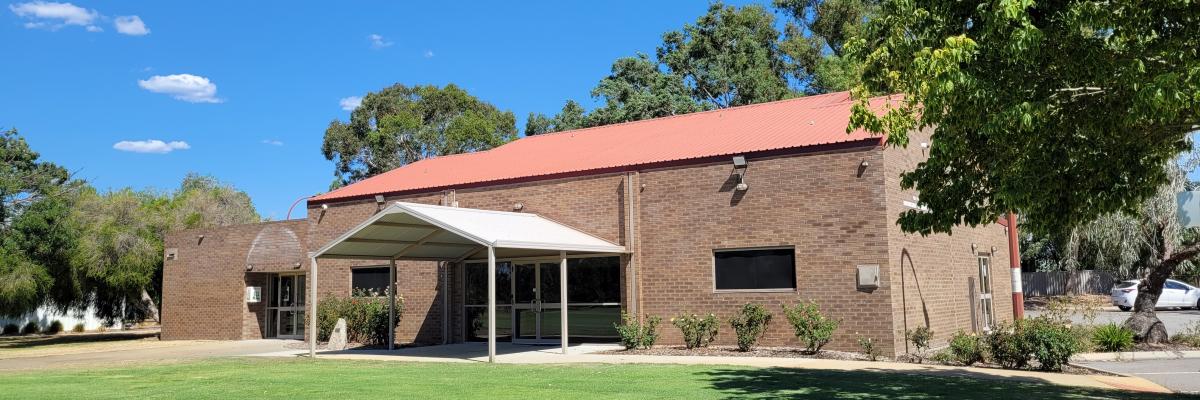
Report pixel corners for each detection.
[1007,212,1024,320]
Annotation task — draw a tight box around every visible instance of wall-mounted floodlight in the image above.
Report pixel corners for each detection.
[732,155,749,191]
[513,202,524,211]
[375,195,385,204]
[732,155,747,168]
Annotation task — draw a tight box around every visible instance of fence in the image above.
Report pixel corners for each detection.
[1022,270,1116,297]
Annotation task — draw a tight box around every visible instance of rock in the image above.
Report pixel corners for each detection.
[328,318,348,350]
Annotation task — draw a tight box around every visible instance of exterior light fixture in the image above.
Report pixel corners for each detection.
[245,264,253,271]
[375,195,385,204]
[860,160,870,168]
[513,202,524,211]
[732,155,749,191]
[321,204,329,211]
[293,262,302,269]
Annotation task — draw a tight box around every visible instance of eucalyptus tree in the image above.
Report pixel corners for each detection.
[322,84,517,187]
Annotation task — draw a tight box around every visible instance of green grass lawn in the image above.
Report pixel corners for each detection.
[0,358,1188,400]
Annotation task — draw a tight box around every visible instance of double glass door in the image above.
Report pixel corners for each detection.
[267,274,306,339]
[513,263,562,344]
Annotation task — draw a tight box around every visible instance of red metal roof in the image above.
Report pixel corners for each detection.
[310,91,887,202]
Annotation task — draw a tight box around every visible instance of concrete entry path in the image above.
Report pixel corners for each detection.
[1079,358,1200,394]
[255,342,1172,394]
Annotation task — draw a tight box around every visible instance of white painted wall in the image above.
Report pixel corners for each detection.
[0,305,122,332]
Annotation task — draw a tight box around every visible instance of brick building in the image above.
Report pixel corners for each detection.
[161,92,1013,358]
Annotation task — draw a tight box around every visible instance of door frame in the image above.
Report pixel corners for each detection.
[977,255,995,332]
[267,273,307,339]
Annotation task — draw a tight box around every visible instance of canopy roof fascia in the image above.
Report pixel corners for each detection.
[311,202,626,260]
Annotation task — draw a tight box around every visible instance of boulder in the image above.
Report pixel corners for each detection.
[328,318,348,350]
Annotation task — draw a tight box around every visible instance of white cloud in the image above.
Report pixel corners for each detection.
[113,140,190,154]
[114,15,148,36]
[138,74,221,103]
[368,33,392,49]
[261,139,284,146]
[339,96,362,111]
[9,1,99,31]
[423,50,434,58]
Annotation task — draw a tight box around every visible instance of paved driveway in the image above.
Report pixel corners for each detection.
[0,339,296,371]
[1028,308,1200,334]
[1080,359,1200,394]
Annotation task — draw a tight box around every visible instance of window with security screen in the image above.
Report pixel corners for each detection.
[713,248,796,290]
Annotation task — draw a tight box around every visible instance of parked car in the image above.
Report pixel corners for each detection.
[1111,279,1200,311]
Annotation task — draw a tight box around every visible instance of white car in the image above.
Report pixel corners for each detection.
[1111,279,1200,311]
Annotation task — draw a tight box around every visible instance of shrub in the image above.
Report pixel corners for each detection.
[729,303,772,352]
[72,323,85,333]
[315,293,403,346]
[931,350,955,365]
[671,312,718,349]
[986,322,1029,369]
[615,312,661,350]
[987,317,1081,371]
[1091,323,1134,352]
[3,323,18,335]
[948,330,984,366]
[856,335,881,361]
[906,326,933,359]
[1023,317,1080,371]
[45,320,63,335]
[782,300,840,354]
[21,322,38,335]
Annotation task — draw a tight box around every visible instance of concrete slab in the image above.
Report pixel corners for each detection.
[1079,358,1200,394]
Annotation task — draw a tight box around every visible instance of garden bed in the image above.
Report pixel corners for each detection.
[598,345,865,360]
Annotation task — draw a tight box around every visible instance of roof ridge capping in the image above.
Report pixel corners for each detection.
[397,201,540,218]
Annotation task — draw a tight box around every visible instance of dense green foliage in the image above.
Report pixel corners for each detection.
[1091,323,1135,352]
[729,303,773,352]
[20,321,37,335]
[672,312,719,349]
[848,0,1200,236]
[782,300,840,353]
[322,83,517,187]
[947,331,985,366]
[528,0,873,134]
[2,323,17,335]
[985,317,1081,371]
[316,292,403,346]
[615,312,660,350]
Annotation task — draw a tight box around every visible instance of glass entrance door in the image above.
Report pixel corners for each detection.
[512,262,561,344]
[267,274,306,339]
[977,256,995,331]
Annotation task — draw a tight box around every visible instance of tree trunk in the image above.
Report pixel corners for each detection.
[140,289,161,324]
[1123,260,1173,343]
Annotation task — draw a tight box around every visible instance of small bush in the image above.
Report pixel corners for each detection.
[1091,323,1134,352]
[931,350,955,365]
[315,293,403,346]
[21,322,39,335]
[729,303,772,352]
[615,312,660,350]
[986,322,1029,369]
[782,300,840,353]
[948,330,984,366]
[856,335,881,361]
[1024,317,1080,371]
[671,312,718,349]
[1174,322,1200,348]
[72,323,85,333]
[906,326,933,358]
[987,317,1081,371]
[2,323,18,335]
[44,320,63,335]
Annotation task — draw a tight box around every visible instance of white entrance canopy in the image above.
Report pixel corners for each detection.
[307,202,626,362]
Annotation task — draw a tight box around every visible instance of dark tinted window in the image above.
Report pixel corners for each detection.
[568,257,621,303]
[465,262,513,305]
[714,248,796,290]
[1115,281,1138,289]
[352,267,390,296]
[1166,281,1187,290]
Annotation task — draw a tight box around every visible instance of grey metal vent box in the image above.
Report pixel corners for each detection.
[857,265,881,288]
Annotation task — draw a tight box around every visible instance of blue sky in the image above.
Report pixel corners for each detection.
[2,1,758,220]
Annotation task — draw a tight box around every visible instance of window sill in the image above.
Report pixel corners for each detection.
[713,289,797,294]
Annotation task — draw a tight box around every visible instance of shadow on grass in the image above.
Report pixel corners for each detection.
[0,331,159,349]
[700,367,1190,399]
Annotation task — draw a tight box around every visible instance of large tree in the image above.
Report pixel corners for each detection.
[0,128,73,316]
[323,84,517,187]
[848,0,1200,341]
[658,2,793,108]
[774,0,876,93]
[587,54,706,126]
[525,100,588,136]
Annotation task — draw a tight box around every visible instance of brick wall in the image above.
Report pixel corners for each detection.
[636,146,896,354]
[882,128,1014,355]
[161,219,308,340]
